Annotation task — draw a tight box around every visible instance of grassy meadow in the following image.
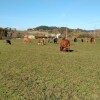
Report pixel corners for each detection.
[0,38,100,100]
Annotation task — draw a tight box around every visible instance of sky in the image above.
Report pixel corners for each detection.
[0,0,100,30]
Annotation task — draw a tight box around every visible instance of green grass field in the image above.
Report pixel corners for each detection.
[0,39,100,100]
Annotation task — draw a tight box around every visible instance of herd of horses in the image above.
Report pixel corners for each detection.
[6,36,96,52]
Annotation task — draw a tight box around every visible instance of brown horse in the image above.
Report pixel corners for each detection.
[90,37,95,43]
[38,38,45,45]
[60,38,70,51]
[23,36,30,44]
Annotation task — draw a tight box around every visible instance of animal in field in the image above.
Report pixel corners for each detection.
[60,38,70,51]
[81,38,84,42]
[48,38,51,43]
[38,38,45,45]
[6,40,11,45]
[28,35,35,39]
[23,36,30,44]
[90,37,95,43]
[85,38,89,42]
[54,38,58,44]
[74,38,77,42]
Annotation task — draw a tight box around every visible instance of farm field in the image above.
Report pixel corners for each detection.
[0,38,100,100]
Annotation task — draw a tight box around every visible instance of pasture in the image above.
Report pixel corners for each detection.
[0,39,100,100]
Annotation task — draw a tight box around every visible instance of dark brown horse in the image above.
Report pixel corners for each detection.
[6,40,11,45]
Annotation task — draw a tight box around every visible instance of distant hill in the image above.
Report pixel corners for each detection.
[0,26,100,39]
[27,25,100,38]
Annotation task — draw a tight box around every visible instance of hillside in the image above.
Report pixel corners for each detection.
[0,26,100,39]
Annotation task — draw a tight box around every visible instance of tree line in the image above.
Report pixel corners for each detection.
[28,26,94,38]
[0,27,16,39]
[31,26,100,38]
[0,26,100,40]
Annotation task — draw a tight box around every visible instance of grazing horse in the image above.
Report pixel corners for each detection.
[38,38,45,45]
[54,38,58,44]
[6,40,11,45]
[60,38,70,51]
[85,38,89,42]
[23,36,30,44]
[90,37,95,43]
[81,38,84,42]
[74,38,77,42]
[48,38,51,43]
